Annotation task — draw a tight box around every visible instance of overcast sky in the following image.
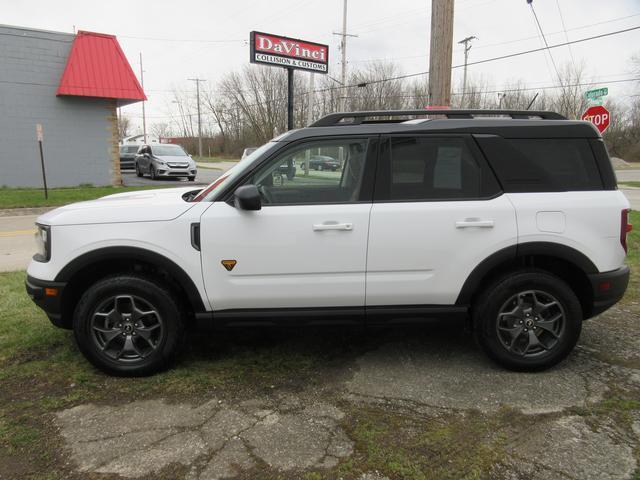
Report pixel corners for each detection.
[2,0,639,133]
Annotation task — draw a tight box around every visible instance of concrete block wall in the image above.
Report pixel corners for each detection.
[0,25,116,187]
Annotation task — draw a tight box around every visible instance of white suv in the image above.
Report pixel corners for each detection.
[26,109,631,376]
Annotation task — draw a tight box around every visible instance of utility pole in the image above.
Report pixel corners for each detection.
[333,0,358,112]
[458,35,477,105]
[139,53,147,143]
[188,78,206,157]
[428,0,455,106]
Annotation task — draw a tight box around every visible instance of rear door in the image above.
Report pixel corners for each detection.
[365,135,517,308]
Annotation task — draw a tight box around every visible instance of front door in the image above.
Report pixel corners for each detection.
[200,136,377,312]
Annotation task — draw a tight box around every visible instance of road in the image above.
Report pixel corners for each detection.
[0,214,39,272]
[1,170,639,273]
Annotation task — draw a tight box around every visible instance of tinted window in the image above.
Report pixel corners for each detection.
[477,137,603,192]
[380,137,499,201]
[247,139,369,205]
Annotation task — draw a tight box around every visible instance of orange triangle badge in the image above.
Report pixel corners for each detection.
[221,260,237,271]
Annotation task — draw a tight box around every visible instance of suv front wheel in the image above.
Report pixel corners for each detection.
[473,270,582,371]
[73,275,184,376]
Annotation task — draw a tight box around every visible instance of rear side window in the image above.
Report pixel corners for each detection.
[375,136,501,201]
[476,137,603,192]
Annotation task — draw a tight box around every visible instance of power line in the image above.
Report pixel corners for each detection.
[528,0,562,85]
[349,12,640,64]
[555,0,577,73]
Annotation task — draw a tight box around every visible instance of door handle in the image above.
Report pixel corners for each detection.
[313,222,353,231]
[455,219,494,228]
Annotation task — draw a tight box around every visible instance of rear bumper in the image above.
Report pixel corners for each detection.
[587,265,630,318]
[25,275,70,329]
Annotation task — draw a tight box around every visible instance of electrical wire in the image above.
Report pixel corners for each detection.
[528,0,563,85]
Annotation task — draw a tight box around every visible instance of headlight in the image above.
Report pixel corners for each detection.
[34,224,51,262]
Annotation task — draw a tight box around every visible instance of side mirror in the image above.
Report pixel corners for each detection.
[234,185,261,211]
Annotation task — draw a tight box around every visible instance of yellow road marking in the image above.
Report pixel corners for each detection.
[0,229,37,238]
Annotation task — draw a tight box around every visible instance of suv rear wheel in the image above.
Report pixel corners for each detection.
[473,270,582,371]
[73,275,184,376]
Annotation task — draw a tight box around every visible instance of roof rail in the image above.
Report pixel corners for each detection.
[309,109,566,127]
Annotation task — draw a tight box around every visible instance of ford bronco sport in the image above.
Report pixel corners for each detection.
[26,109,631,376]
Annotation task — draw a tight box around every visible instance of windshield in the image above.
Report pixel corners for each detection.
[152,145,188,156]
[194,142,278,202]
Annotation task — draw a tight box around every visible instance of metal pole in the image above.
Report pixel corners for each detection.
[38,140,48,199]
[304,72,314,176]
[287,68,294,130]
[428,0,455,106]
[139,53,147,144]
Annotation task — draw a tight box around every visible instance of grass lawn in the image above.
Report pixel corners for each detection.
[620,181,640,188]
[0,185,177,209]
[0,212,638,478]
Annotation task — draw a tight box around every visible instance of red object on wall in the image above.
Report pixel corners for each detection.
[56,31,146,105]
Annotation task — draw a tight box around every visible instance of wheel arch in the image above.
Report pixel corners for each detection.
[56,246,206,328]
[456,242,597,318]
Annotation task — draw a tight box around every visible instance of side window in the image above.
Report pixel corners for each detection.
[382,136,499,201]
[247,138,369,205]
[475,137,604,192]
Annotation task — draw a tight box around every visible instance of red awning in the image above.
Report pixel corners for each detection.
[56,30,146,105]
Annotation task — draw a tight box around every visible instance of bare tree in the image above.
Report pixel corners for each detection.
[117,113,131,140]
[151,122,173,140]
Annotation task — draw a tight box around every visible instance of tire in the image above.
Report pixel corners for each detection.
[472,269,582,372]
[135,163,143,177]
[188,176,196,182]
[150,165,157,180]
[73,275,185,376]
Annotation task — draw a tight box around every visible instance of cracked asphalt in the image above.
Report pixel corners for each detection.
[46,301,640,480]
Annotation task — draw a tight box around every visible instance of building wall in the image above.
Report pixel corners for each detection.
[0,25,118,188]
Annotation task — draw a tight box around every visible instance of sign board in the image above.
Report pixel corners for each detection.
[250,31,329,74]
[36,123,43,142]
[581,105,610,134]
[585,87,608,101]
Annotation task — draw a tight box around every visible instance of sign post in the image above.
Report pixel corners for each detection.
[581,105,610,134]
[250,31,329,130]
[36,123,48,199]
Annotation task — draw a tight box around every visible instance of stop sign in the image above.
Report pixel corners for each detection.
[581,105,610,133]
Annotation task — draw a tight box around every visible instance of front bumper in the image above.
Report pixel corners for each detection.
[156,166,197,177]
[25,275,70,329]
[587,265,630,318]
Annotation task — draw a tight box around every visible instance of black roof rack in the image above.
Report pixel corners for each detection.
[309,109,566,127]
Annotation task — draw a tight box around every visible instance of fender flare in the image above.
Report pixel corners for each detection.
[455,242,597,305]
[55,246,206,313]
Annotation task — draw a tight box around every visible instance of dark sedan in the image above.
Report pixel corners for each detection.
[308,155,341,171]
[119,145,138,170]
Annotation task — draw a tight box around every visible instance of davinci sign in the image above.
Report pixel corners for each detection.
[250,31,329,74]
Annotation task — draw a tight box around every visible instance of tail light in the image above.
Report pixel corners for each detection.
[621,209,632,253]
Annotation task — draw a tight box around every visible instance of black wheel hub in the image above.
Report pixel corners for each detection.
[90,295,164,363]
[496,290,565,358]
